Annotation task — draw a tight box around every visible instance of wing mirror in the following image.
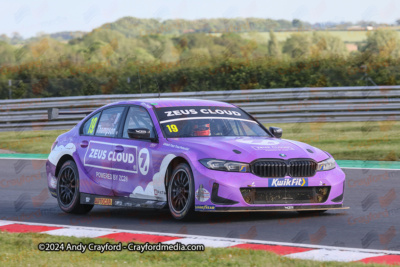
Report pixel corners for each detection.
[269,127,282,138]
[127,128,156,141]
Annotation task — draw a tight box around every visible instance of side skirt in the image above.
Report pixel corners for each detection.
[80,193,167,209]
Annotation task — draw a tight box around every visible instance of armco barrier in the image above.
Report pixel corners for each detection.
[0,86,399,131]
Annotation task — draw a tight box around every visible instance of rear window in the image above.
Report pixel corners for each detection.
[95,107,125,137]
[82,112,100,135]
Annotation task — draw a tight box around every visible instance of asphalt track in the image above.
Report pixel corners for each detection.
[1,158,399,251]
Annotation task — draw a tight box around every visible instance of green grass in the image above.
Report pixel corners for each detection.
[0,121,398,161]
[0,231,388,266]
[0,129,67,154]
[268,121,399,161]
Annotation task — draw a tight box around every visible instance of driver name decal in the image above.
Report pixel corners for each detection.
[84,141,138,173]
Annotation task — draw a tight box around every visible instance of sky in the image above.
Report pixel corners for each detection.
[0,0,399,38]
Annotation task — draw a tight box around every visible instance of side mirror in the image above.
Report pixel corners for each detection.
[269,126,282,138]
[127,128,154,141]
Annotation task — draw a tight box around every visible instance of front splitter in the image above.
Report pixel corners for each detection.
[198,204,349,212]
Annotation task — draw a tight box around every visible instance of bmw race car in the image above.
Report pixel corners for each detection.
[46,98,347,220]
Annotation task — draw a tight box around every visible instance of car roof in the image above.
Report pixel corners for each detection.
[112,98,235,108]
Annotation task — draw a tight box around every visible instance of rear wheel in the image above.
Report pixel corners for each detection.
[57,160,93,214]
[167,163,195,220]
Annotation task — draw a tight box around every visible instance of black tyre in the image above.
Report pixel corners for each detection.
[57,160,93,214]
[167,163,195,220]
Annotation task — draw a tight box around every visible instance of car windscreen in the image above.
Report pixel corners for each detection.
[155,106,269,138]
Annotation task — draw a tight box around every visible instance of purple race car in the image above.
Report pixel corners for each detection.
[46,98,347,220]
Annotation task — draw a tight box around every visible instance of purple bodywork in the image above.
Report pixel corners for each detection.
[46,98,345,212]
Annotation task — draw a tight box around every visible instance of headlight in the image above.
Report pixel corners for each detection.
[317,157,336,171]
[199,159,249,172]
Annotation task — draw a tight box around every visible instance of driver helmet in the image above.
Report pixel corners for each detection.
[193,123,211,136]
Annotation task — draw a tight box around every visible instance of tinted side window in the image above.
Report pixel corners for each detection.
[95,107,125,137]
[82,112,100,136]
[123,106,155,138]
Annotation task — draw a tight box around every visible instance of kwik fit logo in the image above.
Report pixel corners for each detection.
[269,178,308,187]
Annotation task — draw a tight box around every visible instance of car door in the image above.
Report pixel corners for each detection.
[77,106,126,196]
[112,105,163,200]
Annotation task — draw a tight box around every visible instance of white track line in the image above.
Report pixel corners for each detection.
[163,238,243,248]
[45,228,115,238]
[341,167,400,171]
[287,249,385,262]
[0,221,14,227]
[0,157,47,161]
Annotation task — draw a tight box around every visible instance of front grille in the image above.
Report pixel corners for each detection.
[251,159,317,178]
[240,186,330,204]
[289,160,317,177]
[252,160,287,177]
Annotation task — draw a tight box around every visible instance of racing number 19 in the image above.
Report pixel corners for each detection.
[88,117,98,134]
[166,124,178,132]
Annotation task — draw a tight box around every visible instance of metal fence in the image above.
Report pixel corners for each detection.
[0,85,399,132]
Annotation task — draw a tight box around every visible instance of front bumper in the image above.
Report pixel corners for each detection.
[191,162,346,211]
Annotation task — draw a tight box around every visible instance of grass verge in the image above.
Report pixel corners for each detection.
[270,121,399,161]
[0,121,398,161]
[0,231,387,266]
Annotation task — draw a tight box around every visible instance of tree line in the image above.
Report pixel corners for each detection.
[0,23,400,99]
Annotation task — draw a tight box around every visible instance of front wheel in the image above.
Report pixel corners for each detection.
[167,163,195,220]
[57,160,93,214]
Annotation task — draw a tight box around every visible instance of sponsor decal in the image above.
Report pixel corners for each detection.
[84,141,138,173]
[138,148,150,175]
[162,143,190,151]
[115,200,123,206]
[247,182,256,187]
[155,106,252,123]
[195,205,215,211]
[94,198,112,206]
[85,197,90,203]
[269,178,308,187]
[164,109,241,117]
[239,166,247,172]
[195,185,210,202]
[96,172,112,180]
[252,146,295,151]
[154,189,166,196]
[236,139,280,145]
[285,206,294,210]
